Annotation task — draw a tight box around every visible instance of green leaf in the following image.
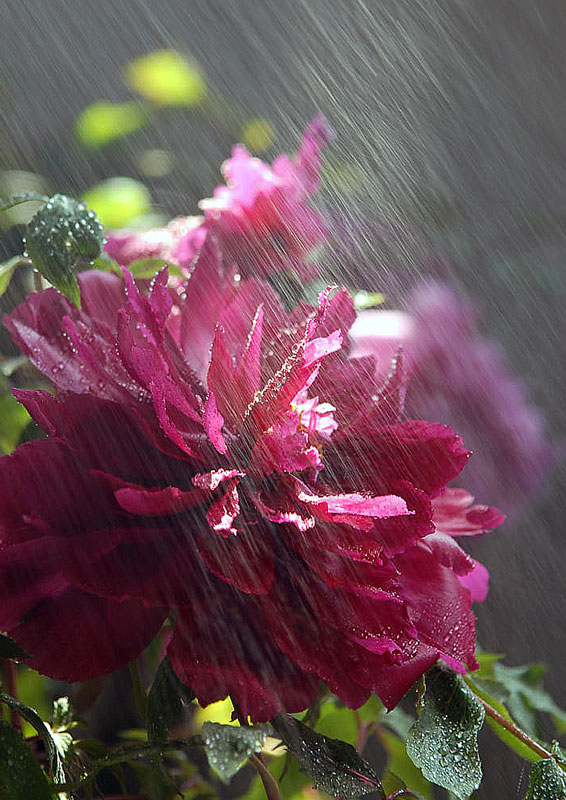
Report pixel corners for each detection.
[471,661,566,738]
[0,393,31,454]
[272,713,384,799]
[377,731,432,800]
[25,194,104,305]
[147,656,194,743]
[524,759,566,799]
[0,632,30,660]
[0,255,25,297]
[75,101,146,149]
[315,704,358,747]
[381,770,424,800]
[0,692,67,783]
[125,49,206,107]
[202,721,269,783]
[81,177,151,229]
[406,667,485,799]
[0,720,51,800]
[127,257,183,279]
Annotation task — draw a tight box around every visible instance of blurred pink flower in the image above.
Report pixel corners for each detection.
[350,281,556,516]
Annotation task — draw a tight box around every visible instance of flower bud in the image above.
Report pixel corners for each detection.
[24,194,104,305]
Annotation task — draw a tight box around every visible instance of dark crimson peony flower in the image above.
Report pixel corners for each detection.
[0,244,502,721]
[104,116,331,281]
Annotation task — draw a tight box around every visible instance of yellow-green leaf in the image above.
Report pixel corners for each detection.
[75,101,146,148]
[125,50,206,107]
[82,177,151,229]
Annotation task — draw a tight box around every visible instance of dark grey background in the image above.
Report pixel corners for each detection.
[2,1,566,796]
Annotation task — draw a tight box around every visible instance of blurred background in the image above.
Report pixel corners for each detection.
[2,1,566,796]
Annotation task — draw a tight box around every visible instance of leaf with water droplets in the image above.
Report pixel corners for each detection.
[272,713,384,798]
[524,758,566,799]
[0,720,51,800]
[147,656,195,744]
[203,721,269,783]
[25,193,104,305]
[406,666,485,799]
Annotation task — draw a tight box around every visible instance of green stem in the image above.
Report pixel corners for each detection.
[0,193,48,214]
[128,659,147,724]
[477,696,554,761]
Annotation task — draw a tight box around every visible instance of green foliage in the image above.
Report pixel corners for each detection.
[378,730,432,800]
[25,194,104,305]
[147,656,195,744]
[0,720,51,800]
[0,393,31,455]
[524,758,566,799]
[125,49,206,107]
[75,101,146,148]
[315,703,358,746]
[406,667,485,799]
[0,255,25,298]
[472,658,566,737]
[272,713,384,799]
[81,177,151,229]
[0,693,68,784]
[202,721,269,783]
[127,257,184,279]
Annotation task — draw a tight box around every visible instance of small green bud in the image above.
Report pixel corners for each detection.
[24,194,104,305]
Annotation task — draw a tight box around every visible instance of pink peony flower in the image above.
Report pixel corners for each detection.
[349,281,556,516]
[0,258,502,721]
[104,116,331,280]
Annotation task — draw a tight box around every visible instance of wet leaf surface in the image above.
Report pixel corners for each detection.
[524,758,566,799]
[406,667,485,799]
[203,721,269,783]
[272,713,384,798]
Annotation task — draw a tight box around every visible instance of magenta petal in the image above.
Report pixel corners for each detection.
[395,543,478,672]
[299,490,410,520]
[169,603,318,722]
[433,487,505,537]
[192,469,244,490]
[9,589,166,682]
[203,391,227,454]
[198,521,274,595]
[115,485,206,516]
[206,480,240,533]
[178,235,234,377]
[423,532,475,576]
[77,270,127,330]
[458,559,489,603]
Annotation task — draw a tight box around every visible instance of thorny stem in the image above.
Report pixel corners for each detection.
[477,696,554,761]
[249,753,282,800]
